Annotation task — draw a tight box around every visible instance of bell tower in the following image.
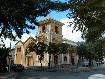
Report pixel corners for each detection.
[38,16,64,44]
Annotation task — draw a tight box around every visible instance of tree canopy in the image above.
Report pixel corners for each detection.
[1,0,105,42]
[77,40,105,66]
[0,0,67,40]
[67,0,105,42]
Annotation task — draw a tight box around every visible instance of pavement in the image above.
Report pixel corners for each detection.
[15,64,105,79]
[1,64,105,79]
[15,68,105,79]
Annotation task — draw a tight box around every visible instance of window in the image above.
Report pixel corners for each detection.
[42,26,45,33]
[17,47,21,52]
[55,26,59,34]
[64,56,67,61]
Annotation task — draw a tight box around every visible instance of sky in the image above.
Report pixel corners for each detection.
[2,10,84,48]
[21,11,84,42]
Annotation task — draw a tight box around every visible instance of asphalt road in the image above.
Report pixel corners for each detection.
[15,68,105,79]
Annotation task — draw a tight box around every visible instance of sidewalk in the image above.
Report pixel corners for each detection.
[77,65,105,72]
[0,72,16,79]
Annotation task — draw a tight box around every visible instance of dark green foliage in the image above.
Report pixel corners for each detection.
[67,0,105,41]
[35,42,47,55]
[94,39,105,62]
[35,42,47,67]
[58,43,69,54]
[1,0,105,42]
[47,42,69,68]
[25,42,36,54]
[47,42,58,54]
[77,41,105,66]
[0,0,67,40]
[77,42,94,66]
[10,64,24,72]
[47,43,69,54]
[77,43,88,59]
[47,42,58,68]
[26,42,47,67]
[0,47,9,73]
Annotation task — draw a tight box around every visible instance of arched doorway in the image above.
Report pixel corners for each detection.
[54,55,58,65]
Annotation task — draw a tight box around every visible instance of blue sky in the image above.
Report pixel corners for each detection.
[21,10,84,42]
[30,10,70,37]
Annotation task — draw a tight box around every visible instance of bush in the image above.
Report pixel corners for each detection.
[0,67,7,73]
[10,64,24,72]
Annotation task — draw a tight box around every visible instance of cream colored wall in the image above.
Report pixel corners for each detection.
[15,42,24,64]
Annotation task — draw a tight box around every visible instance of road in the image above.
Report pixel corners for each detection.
[15,68,105,79]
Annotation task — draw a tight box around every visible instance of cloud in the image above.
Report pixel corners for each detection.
[21,33,35,42]
[60,18,84,42]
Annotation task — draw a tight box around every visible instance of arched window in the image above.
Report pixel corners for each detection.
[64,56,67,61]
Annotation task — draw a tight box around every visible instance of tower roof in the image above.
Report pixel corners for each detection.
[39,16,64,26]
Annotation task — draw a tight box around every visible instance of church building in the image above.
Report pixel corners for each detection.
[14,17,78,67]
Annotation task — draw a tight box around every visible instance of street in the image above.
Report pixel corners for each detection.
[15,68,105,79]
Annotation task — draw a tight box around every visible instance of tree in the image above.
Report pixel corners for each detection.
[0,0,67,40]
[25,41,47,67]
[67,0,105,42]
[86,42,96,67]
[47,42,69,68]
[34,42,47,68]
[47,42,59,68]
[77,40,105,67]
[77,42,95,67]
[0,47,9,72]
[25,42,36,54]
[77,42,88,59]
[94,38,105,64]
[58,43,69,54]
